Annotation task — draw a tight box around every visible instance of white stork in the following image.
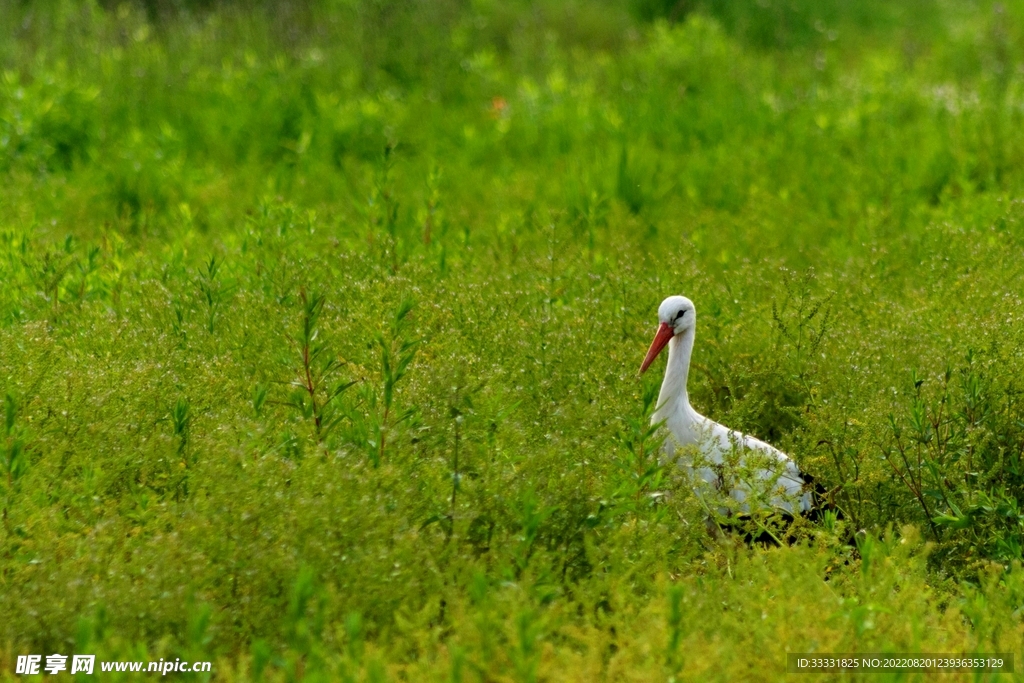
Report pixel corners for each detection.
[639,295,812,516]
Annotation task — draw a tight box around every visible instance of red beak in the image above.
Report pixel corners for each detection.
[639,322,675,375]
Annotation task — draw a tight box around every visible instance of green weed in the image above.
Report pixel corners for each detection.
[0,0,1021,680]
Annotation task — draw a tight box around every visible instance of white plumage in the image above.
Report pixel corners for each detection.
[640,295,811,515]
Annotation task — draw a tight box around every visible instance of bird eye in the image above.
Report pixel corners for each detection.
[675,309,686,321]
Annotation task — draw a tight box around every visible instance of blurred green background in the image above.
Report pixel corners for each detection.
[1,0,1023,680]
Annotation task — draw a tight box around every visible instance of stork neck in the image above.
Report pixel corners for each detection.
[656,328,694,418]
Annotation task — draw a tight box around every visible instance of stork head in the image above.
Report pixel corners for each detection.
[639,295,695,374]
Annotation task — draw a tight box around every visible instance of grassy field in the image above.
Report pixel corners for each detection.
[1,0,1024,680]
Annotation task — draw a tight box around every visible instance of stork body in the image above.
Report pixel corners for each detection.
[640,296,811,515]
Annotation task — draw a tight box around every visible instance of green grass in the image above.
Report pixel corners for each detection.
[1,0,1024,680]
